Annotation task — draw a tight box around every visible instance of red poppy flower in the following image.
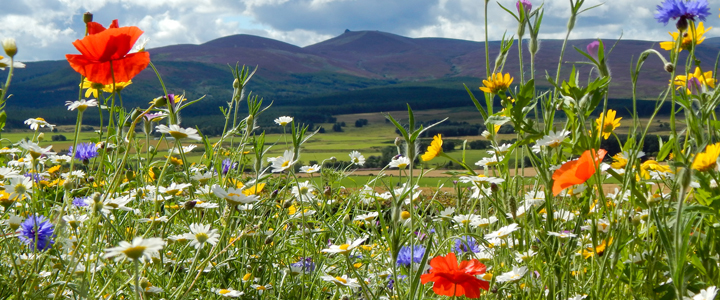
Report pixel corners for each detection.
[420,252,489,298]
[66,23,150,85]
[552,149,607,196]
[87,19,119,35]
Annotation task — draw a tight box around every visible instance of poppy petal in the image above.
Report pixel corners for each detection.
[71,26,144,61]
[66,51,149,85]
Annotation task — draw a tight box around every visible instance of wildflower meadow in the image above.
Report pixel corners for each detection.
[2,0,720,299]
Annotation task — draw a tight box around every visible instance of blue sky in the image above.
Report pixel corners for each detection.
[3,0,720,61]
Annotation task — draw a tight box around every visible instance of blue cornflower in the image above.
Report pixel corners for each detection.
[290,257,315,274]
[454,236,482,253]
[18,215,55,251]
[24,172,46,183]
[69,142,98,161]
[222,159,237,175]
[72,196,90,207]
[655,0,711,26]
[396,245,425,266]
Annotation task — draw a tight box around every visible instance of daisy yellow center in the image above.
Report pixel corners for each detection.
[334,276,347,284]
[169,131,188,139]
[195,232,209,243]
[338,244,350,250]
[510,274,520,280]
[219,289,231,295]
[548,141,561,148]
[256,286,267,290]
[228,193,241,197]
[243,273,252,281]
[461,220,470,225]
[35,117,46,122]
[398,163,407,168]
[122,245,147,260]
[13,183,26,195]
[299,187,309,194]
[401,211,411,220]
[280,122,288,126]
[281,160,290,168]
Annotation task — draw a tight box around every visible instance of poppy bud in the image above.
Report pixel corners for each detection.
[83,12,93,24]
[664,63,674,73]
[184,200,197,210]
[2,38,17,58]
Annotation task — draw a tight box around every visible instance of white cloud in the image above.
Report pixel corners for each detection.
[3,0,720,61]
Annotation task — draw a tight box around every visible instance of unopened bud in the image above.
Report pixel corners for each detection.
[83,12,93,24]
[92,192,102,203]
[2,38,17,58]
[37,132,45,141]
[233,78,241,89]
[676,17,688,32]
[264,235,274,245]
[246,115,254,125]
[184,200,196,210]
[394,137,402,147]
[271,189,279,199]
[151,96,167,107]
[323,186,331,197]
[343,215,351,225]
[631,215,641,226]
[87,176,95,183]
[664,63,674,73]
[63,179,75,190]
[283,200,293,209]
[125,170,135,181]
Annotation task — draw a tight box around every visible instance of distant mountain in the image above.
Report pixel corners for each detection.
[1,30,717,129]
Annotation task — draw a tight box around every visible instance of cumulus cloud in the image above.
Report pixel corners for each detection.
[2,0,720,61]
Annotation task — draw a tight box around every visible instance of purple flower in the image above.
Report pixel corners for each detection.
[587,41,600,59]
[68,142,98,161]
[516,0,532,14]
[290,257,315,274]
[222,159,237,175]
[143,112,166,122]
[655,0,710,26]
[18,215,55,251]
[24,172,46,183]
[72,197,90,207]
[396,245,425,266]
[454,236,482,253]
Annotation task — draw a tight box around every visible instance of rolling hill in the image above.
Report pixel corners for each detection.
[1,30,717,130]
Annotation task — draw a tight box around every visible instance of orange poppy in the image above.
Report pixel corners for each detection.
[87,19,119,35]
[420,252,489,298]
[552,149,607,196]
[66,24,150,85]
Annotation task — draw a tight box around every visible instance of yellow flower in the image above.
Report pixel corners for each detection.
[166,156,183,166]
[639,160,672,180]
[480,73,513,94]
[80,79,107,99]
[674,67,715,95]
[243,183,265,196]
[421,134,443,161]
[692,142,720,172]
[102,80,132,93]
[46,165,61,174]
[660,22,711,52]
[610,153,627,169]
[595,109,621,140]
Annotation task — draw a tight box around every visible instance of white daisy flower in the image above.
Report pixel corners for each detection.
[349,151,365,166]
[536,130,570,148]
[65,99,98,112]
[155,124,202,141]
[0,56,25,70]
[475,156,502,167]
[353,212,379,222]
[23,118,55,131]
[485,223,520,240]
[320,275,362,288]
[212,184,259,205]
[496,266,528,283]
[62,214,89,229]
[692,286,717,300]
[159,182,193,195]
[459,175,505,184]
[103,237,165,261]
[184,223,220,249]
[250,284,272,294]
[487,143,513,155]
[268,150,296,173]
[170,144,197,155]
[299,164,321,173]
[274,116,293,126]
[515,250,537,263]
[7,176,32,200]
[18,140,55,159]
[453,214,481,226]
[213,288,243,297]
[290,181,316,202]
[0,167,19,180]
[388,156,410,169]
[547,231,577,239]
[321,237,367,254]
